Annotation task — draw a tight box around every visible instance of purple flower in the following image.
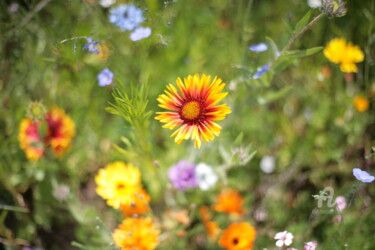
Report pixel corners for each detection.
[83,37,99,54]
[253,65,269,79]
[249,42,268,52]
[97,68,113,87]
[130,27,152,41]
[353,168,375,183]
[168,161,198,191]
[109,4,144,31]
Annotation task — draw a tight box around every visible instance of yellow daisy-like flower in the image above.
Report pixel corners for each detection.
[112,217,160,250]
[120,189,151,217]
[155,74,231,148]
[353,95,369,112]
[323,38,364,73]
[95,162,142,209]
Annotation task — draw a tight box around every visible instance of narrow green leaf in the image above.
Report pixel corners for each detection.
[294,10,312,36]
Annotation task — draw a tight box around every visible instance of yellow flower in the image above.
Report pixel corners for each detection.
[97,44,111,60]
[155,74,231,148]
[219,222,256,250]
[112,217,160,250]
[324,38,364,73]
[353,95,369,112]
[95,162,142,209]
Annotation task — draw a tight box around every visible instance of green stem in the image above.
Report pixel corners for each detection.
[281,12,325,53]
[0,204,29,213]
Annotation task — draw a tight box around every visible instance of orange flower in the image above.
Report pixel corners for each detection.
[155,74,231,148]
[112,217,160,250]
[353,95,369,112]
[219,222,256,250]
[199,206,220,241]
[44,107,76,157]
[18,119,44,160]
[97,44,111,60]
[212,189,245,215]
[120,189,151,217]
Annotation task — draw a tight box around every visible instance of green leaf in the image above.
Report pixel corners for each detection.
[273,47,322,73]
[266,36,280,58]
[293,10,312,36]
[257,86,293,104]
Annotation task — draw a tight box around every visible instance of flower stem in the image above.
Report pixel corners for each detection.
[282,12,325,53]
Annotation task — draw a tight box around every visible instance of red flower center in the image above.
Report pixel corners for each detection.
[232,238,239,245]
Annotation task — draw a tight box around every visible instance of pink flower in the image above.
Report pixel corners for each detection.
[335,196,347,211]
[274,231,293,247]
[304,240,318,250]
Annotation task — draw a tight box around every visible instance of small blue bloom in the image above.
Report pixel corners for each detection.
[97,68,113,87]
[109,4,144,31]
[353,168,375,183]
[253,65,269,79]
[130,27,152,41]
[83,37,99,54]
[249,43,268,52]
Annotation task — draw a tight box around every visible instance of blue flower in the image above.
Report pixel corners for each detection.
[109,4,144,31]
[97,68,113,87]
[253,65,269,79]
[249,43,268,52]
[353,168,375,183]
[130,27,152,41]
[83,37,99,54]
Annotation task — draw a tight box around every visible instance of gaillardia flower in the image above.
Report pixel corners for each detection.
[323,38,364,73]
[95,162,142,208]
[18,119,44,160]
[18,107,75,160]
[45,107,76,157]
[112,217,160,250]
[155,74,231,148]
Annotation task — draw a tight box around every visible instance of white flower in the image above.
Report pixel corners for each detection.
[100,0,116,8]
[260,155,275,173]
[194,163,218,191]
[52,184,70,201]
[274,231,294,247]
[308,0,322,8]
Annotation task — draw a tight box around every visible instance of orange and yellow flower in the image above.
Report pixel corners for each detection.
[18,119,44,160]
[44,107,75,157]
[155,74,231,148]
[95,162,142,209]
[199,206,220,241]
[353,95,369,112]
[112,217,160,250]
[18,107,75,160]
[323,38,364,73]
[219,222,256,250]
[212,189,245,215]
[120,189,151,217]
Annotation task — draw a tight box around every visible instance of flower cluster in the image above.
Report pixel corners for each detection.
[109,4,151,41]
[18,106,75,160]
[168,160,218,191]
[95,162,159,249]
